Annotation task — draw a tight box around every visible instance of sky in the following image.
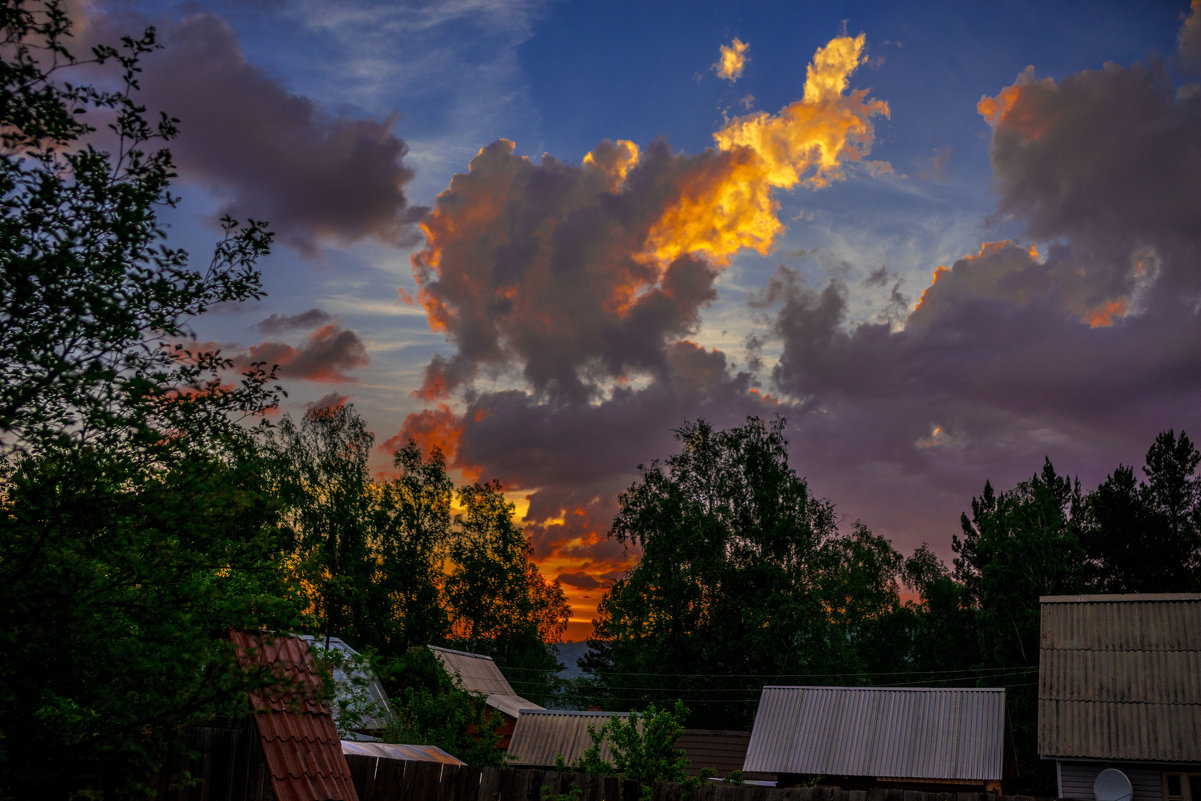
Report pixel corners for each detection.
[74,0,1201,638]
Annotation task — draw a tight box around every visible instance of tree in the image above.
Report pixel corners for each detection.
[0,4,293,797]
[587,417,852,728]
[953,458,1085,794]
[444,479,570,706]
[273,403,377,647]
[379,647,506,767]
[1083,430,1201,591]
[573,700,693,788]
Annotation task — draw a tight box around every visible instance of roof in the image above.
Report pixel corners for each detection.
[675,729,754,778]
[743,686,1005,781]
[428,645,543,718]
[1038,593,1201,762]
[340,740,465,765]
[507,709,630,767]
[297,635,393,732]
[230,630,359,801]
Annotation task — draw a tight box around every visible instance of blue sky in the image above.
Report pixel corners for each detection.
[81,0,1201,634]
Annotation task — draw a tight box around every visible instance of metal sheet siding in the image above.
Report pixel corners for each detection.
[1038,594,1201,762]
[1058,761,1168,801]
[743,686,1005,781]
[507,710,631,767]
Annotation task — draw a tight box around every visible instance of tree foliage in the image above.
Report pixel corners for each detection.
[586,418,907,728]
[0,3,294,797]
[573,700,693,787]
[271,402,569,705]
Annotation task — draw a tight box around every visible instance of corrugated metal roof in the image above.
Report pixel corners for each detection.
[230,630,360,801]
[297,635,393,732]
[340,740,465,765]
[428,645,544,717]
[1038,593,1201,762]
[507,709,631,767]
[743,686,1005,781]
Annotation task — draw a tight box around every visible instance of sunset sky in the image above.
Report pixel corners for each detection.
[80,0,1201,637]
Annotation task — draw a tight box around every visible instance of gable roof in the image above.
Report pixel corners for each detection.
[743,686,1005,781]
[507,709,630,767]
[230,630,359,801]
[427,645,543,717]
[1039,593,1201,762]
[297,635,392,732]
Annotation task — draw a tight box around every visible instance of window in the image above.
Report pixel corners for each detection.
[1164,772,1201,801]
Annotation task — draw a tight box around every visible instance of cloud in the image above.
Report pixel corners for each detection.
[1181,0,1201,71]
[239,324,369,382]
[87,10,420,254]
[411,35,887,403]
[745,52,1201,549]
[306,391,349,413]
[256,308,334,334]
[714,37,750,82]
[556,571,603,590]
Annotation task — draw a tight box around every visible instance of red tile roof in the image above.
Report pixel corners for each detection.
[230,630,359,801]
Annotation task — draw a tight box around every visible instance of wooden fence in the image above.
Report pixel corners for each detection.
[344,758,1053,801]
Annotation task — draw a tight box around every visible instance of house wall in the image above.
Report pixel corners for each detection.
[1057,760,1200,801]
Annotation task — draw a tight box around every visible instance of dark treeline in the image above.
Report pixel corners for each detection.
[576,417,1201,794]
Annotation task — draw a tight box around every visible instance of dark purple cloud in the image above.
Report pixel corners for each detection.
[238,324,368,383]
[86,10,420,254]
[256,308,334,334]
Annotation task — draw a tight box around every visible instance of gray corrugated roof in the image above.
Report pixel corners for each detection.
[1038,593,1201,762]
[428,645,544,717]
[298,634,393,732]
[743,686,1005,780]
[507,709,631,767]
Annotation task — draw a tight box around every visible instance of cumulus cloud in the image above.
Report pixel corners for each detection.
[745,51,1201,547]
[411,35,887,403]
[714,37,750,82]
[86,10,420,254]
[239,324,369,382]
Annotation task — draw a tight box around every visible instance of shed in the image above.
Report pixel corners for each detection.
[744,685,1007,792]
[507,709,630,768]
[1039,594,1201,801]
[428,645,543,749]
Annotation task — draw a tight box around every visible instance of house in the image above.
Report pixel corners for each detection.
[297,634,393,737]
[1039,594,1201,801]
[428,645,544,749]
[507,709,629,769]
[743,685,1008,792]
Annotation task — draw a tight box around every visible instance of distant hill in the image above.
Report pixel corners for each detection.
[555,641,592,679]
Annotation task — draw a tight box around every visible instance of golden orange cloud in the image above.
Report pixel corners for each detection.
[978,66,1055,139]
[647,34,889,266]
[715,37,750,82]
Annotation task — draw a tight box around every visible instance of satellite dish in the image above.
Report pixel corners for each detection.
[1094,769,1133,801]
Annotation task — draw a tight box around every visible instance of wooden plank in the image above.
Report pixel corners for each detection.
[345,754,377,800]
[479,766,501,801]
